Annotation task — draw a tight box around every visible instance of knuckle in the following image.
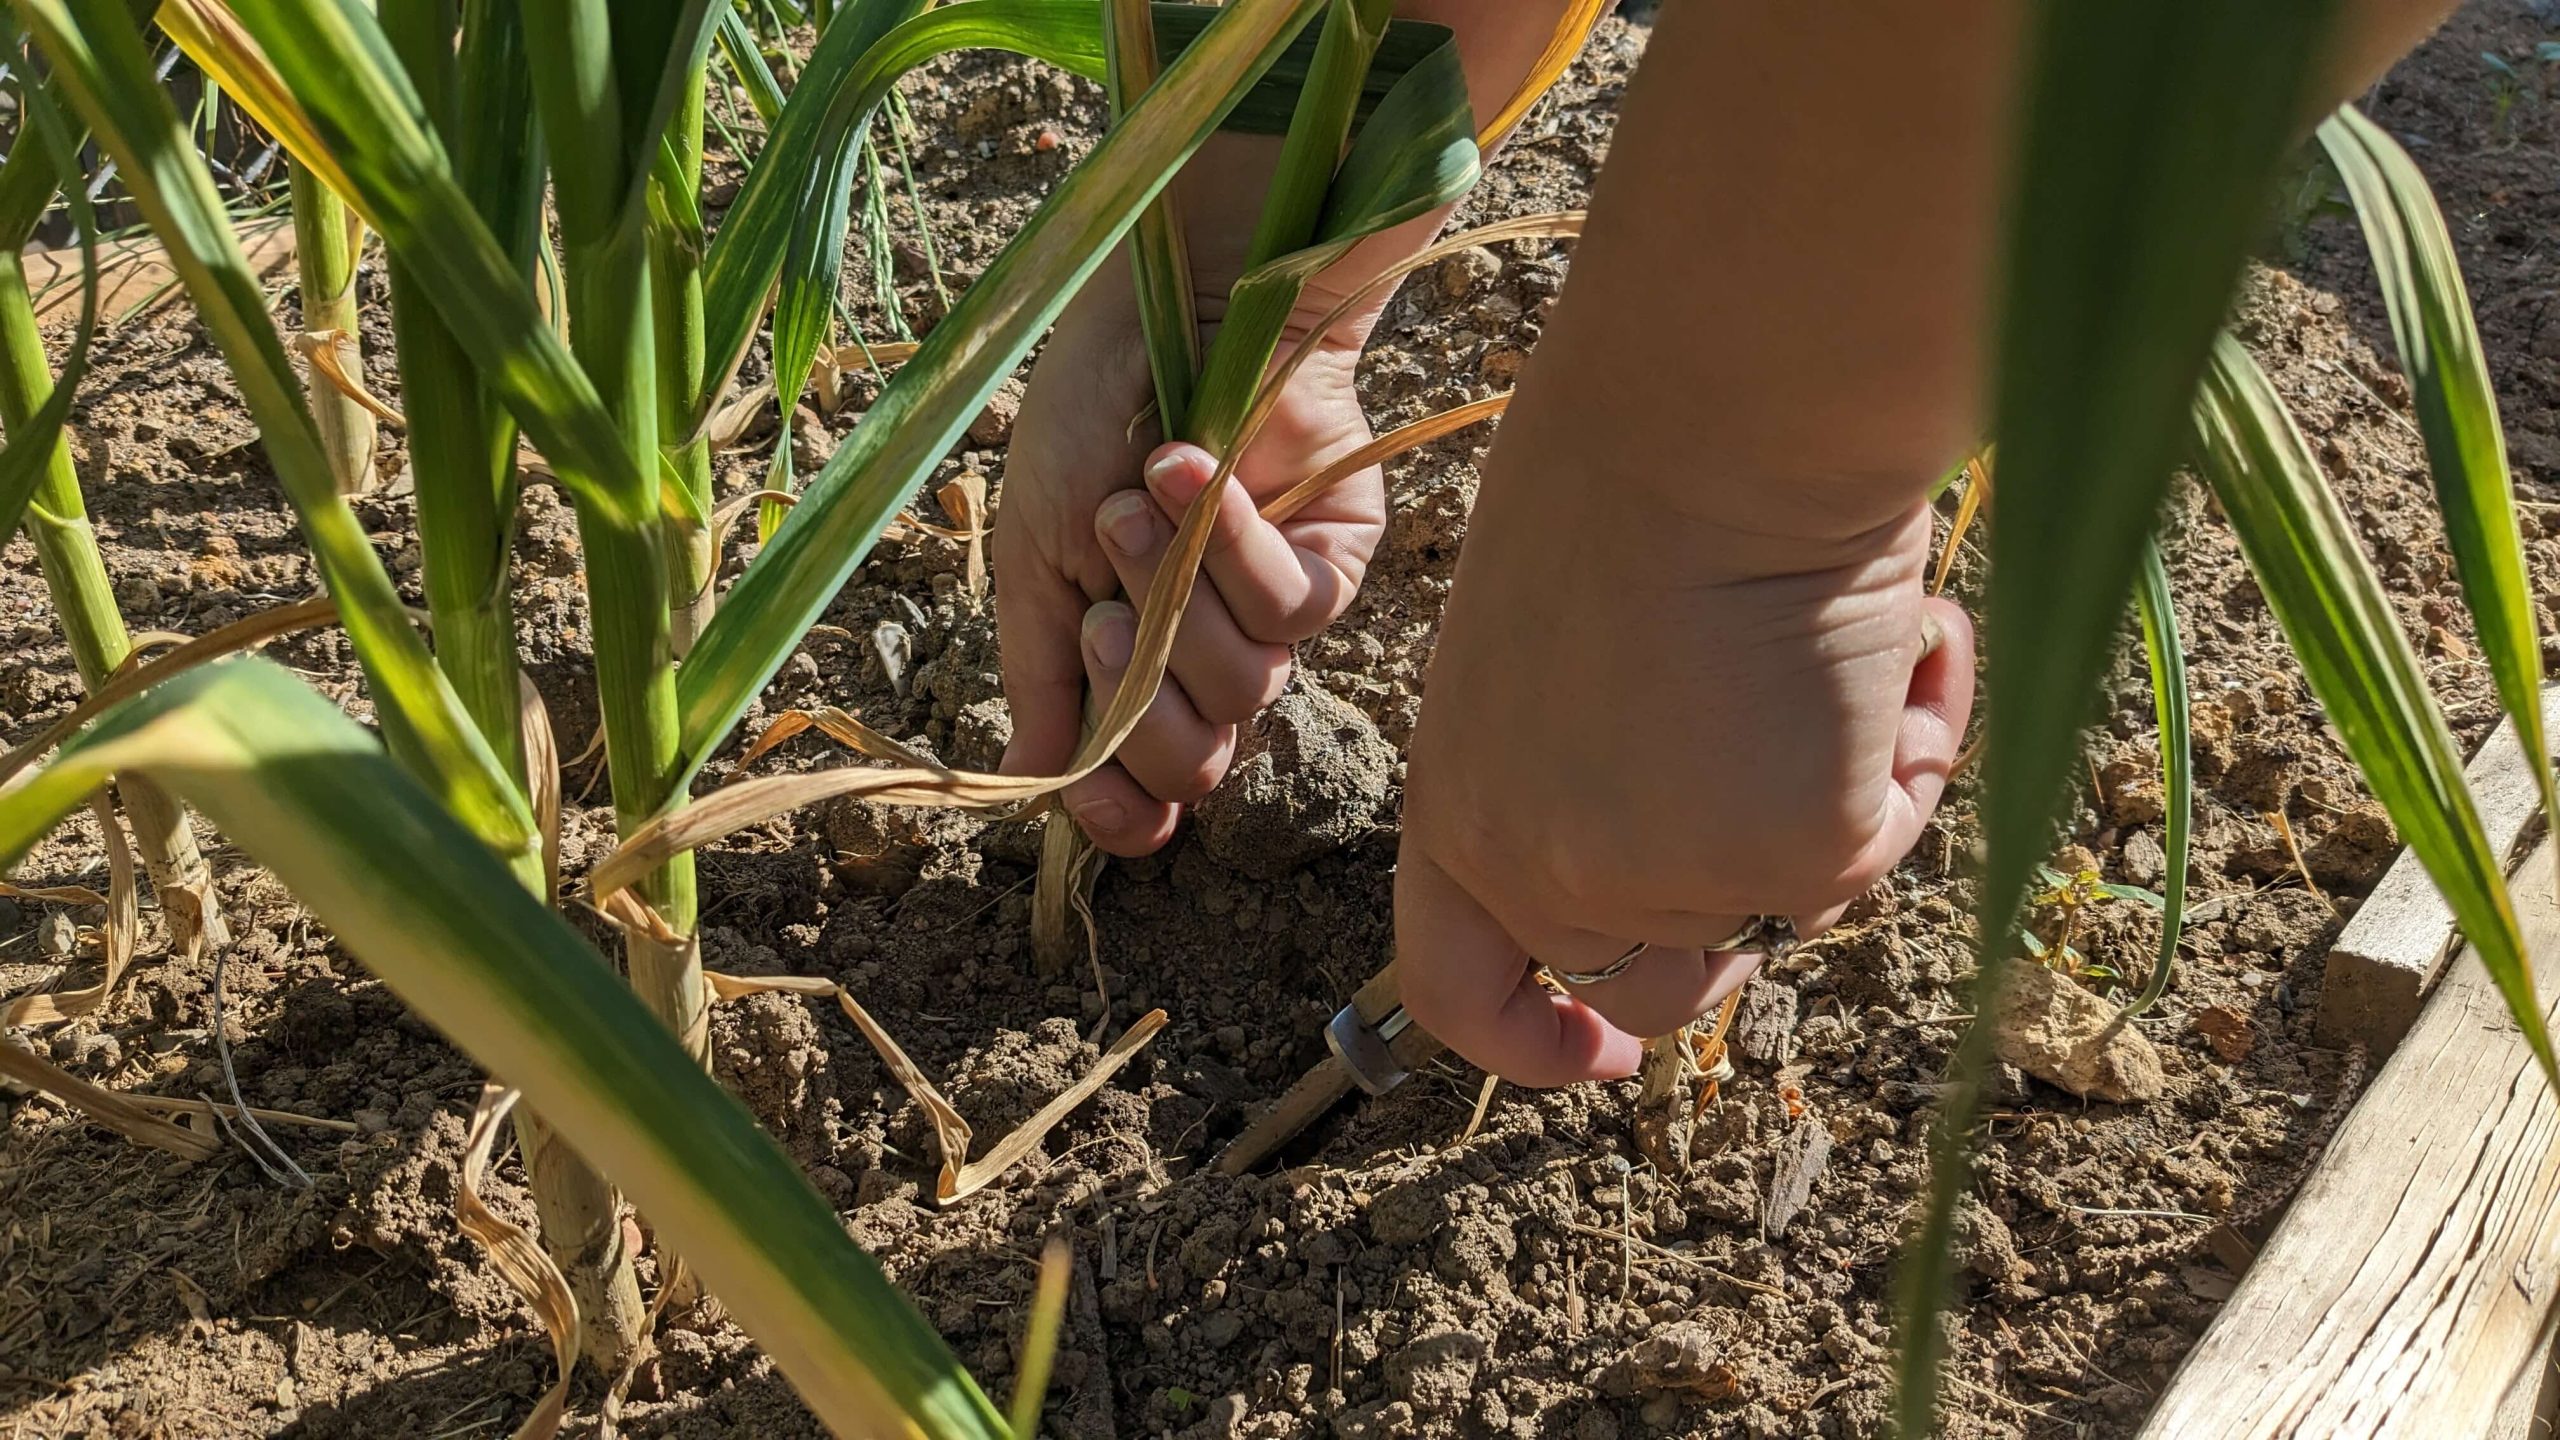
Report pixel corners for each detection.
[1253,653,1294,710]
[1194,654,1291,725]
[1133,746,1230,806]
[1163,757,1229,805]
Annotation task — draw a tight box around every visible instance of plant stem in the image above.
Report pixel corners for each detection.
[0,247,225,955]
[1036,0,1373,961]
[1032,0,1210,973]
[287,160,375,494]
[1183,0,1389,457]
[656,65,716,658]
[382,0,643,1367]
[524,0,707,1059]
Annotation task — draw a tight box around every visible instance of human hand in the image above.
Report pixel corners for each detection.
[1394,480,1975,1086]
[995,143,1392,856]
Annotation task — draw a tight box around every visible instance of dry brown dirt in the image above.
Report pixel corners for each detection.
[6,4,2560,1437]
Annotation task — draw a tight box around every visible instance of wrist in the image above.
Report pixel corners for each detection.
[1471,378,1945,586]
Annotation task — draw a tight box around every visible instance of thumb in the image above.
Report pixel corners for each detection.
[1892,596,1976,822]
[1394,843,1644,1087]
[1847,594,1977,886]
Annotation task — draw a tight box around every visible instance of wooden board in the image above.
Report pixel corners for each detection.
[18,216,296,328]
[2487,1310,2558,1440]
[2317,686,2560,1054]
[2139,833,2560,1439]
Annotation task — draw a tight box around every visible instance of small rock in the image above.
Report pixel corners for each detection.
[1332,1399,1415,1440]
[1988,960,2165,1102]
[1435,244,1502,300]
[789,405,835,473]
[1821,1327,1875,1365]
[810,1164,859,1208]
[968,378,1022,447]
[1617,1319,1739,1398]
[1762,1117,1831,1239]
[36,910,75,958]
[1205,1394,1249,1436]
[1195,690,1394,879]
[48,1028,118,1071]
[2192,1005,2256,1062]
[2182,1264,2238,1301]
[1732,974,1798,1067]
[2121,828,2166,888]
[1953,1197,2028,1285]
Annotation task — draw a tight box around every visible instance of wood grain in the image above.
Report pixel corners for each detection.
[2140,834,2560,1439]
[2317,686,2560,1053]
[20,217,297,327]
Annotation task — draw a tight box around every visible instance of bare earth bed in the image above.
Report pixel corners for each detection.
[7,6,2560,1437]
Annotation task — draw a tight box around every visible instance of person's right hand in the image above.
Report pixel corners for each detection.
[1394,474,1975,1085]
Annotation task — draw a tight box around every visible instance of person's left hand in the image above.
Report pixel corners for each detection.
[994,243,1388,856]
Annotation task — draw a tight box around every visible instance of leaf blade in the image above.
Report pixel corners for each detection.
[2317,103,2560,871]
[2194,334,2549,1079]
[674,0,1333,778]
[0,658,1010,1440]
[1893,4,2343,1433]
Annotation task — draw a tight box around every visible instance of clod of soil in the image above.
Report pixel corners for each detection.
[1990,960,2167,1102]
[1193,686,1396,879]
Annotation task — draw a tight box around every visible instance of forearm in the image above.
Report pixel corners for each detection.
[1487,0,2461,576]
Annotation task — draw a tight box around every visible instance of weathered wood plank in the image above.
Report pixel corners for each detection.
[2486,1310,2557,1440]
[2140,834,2560,1439]
[2317,686,2560,1053]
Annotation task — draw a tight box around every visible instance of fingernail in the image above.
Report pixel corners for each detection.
[1072,796,1126,833]
[1146,447,1205,503]
[1098,491,1157,555]
[1085,604,1136,669]
[1918,612,1946,661]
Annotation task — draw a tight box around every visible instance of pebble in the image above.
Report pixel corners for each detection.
[1761,1118,1831,1239]
[2192,1004,2257,1062]
[1616,1319,1736,1397]
[967,378,1021,448]
[2121,828,2167,887]
[1435,244,1503,300]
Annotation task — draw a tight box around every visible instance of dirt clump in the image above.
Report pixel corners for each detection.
[1195,686,1397,879]
[1990,959,2169,1102]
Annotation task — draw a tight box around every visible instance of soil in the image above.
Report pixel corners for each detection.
[6,5,2560,1438]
